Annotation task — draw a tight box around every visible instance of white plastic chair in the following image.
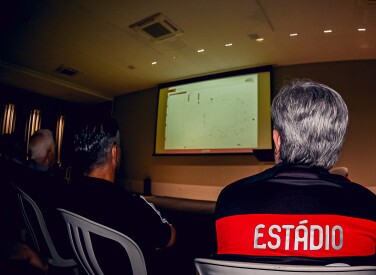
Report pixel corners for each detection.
[57,208,148,275]
[194,258,376,275]
[13,185,78,269]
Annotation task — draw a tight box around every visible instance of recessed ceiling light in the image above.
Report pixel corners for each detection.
[151,61,157,65]
[256,38,264,42]
[323,29,332,33]
[197,49,205,53]
[358,28,366,32]
[290,33,298,37]
[225,43,233,47]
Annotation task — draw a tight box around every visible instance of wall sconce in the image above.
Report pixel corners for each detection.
[1,103,16,134]
[56,115,65,166]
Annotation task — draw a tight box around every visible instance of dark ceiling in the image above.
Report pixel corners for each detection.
[0,0,375,103]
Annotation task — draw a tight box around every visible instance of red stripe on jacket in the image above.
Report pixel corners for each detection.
[216,214,376,257]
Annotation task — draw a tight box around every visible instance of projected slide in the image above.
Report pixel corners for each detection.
[154,67,272,155]
[164,75,258,151]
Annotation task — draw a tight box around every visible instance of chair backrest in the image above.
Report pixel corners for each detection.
[194,258,376,275]
[64,166,72,184]
[57,208,148,275]
[13,185,77,268]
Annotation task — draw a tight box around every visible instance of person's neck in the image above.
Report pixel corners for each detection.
[87,164,115,183]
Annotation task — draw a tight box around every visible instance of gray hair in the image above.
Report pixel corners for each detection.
[29,129,55,160]
[271,80,348,169]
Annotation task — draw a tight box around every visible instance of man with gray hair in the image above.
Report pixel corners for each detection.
[28,129,55,172]
[9,128,73,267]
[215,80,376,265]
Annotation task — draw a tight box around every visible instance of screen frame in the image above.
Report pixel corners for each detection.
[153,65,274,156]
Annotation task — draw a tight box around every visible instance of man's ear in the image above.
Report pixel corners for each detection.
[46,149,54,166]
[111,145,117,164]
[273,129,282,164]
[273,129,281,151]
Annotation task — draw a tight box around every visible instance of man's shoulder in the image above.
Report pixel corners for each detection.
[68,177,144,209]
[215,163,376,220]
[220,164,280,195]
[319,170,376,203]
[11,164,66,191]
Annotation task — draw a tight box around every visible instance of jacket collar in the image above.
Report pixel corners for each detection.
[274,162,329,179]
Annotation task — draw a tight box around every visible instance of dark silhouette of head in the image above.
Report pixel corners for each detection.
[73,117,120,177]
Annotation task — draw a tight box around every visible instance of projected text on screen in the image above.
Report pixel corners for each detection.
[154,66,272,155]
[164,74,258,152]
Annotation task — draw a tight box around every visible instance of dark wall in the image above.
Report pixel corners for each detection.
[0,83,113,166]
[113,60,376,199]
[0,83,75,136]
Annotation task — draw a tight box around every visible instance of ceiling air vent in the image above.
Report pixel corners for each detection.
[55,65,78,76]
[129,13,183,42]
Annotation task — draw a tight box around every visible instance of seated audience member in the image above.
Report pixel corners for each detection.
[27,129,55,172]
[215,80,376,265]
[0,136,42,274]
[0,137,47,274]
[64,117,176,274]
[12,128,67,205]
[8,129,72,264]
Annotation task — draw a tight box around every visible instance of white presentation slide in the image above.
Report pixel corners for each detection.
[165,74,258,150]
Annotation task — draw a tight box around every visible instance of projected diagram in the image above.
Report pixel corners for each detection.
[164,75,258,151]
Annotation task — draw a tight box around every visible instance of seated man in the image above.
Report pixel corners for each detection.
[27,129,55,172]
[63,117,176,274]
[215,80,376,265]
[7,129,73,262]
